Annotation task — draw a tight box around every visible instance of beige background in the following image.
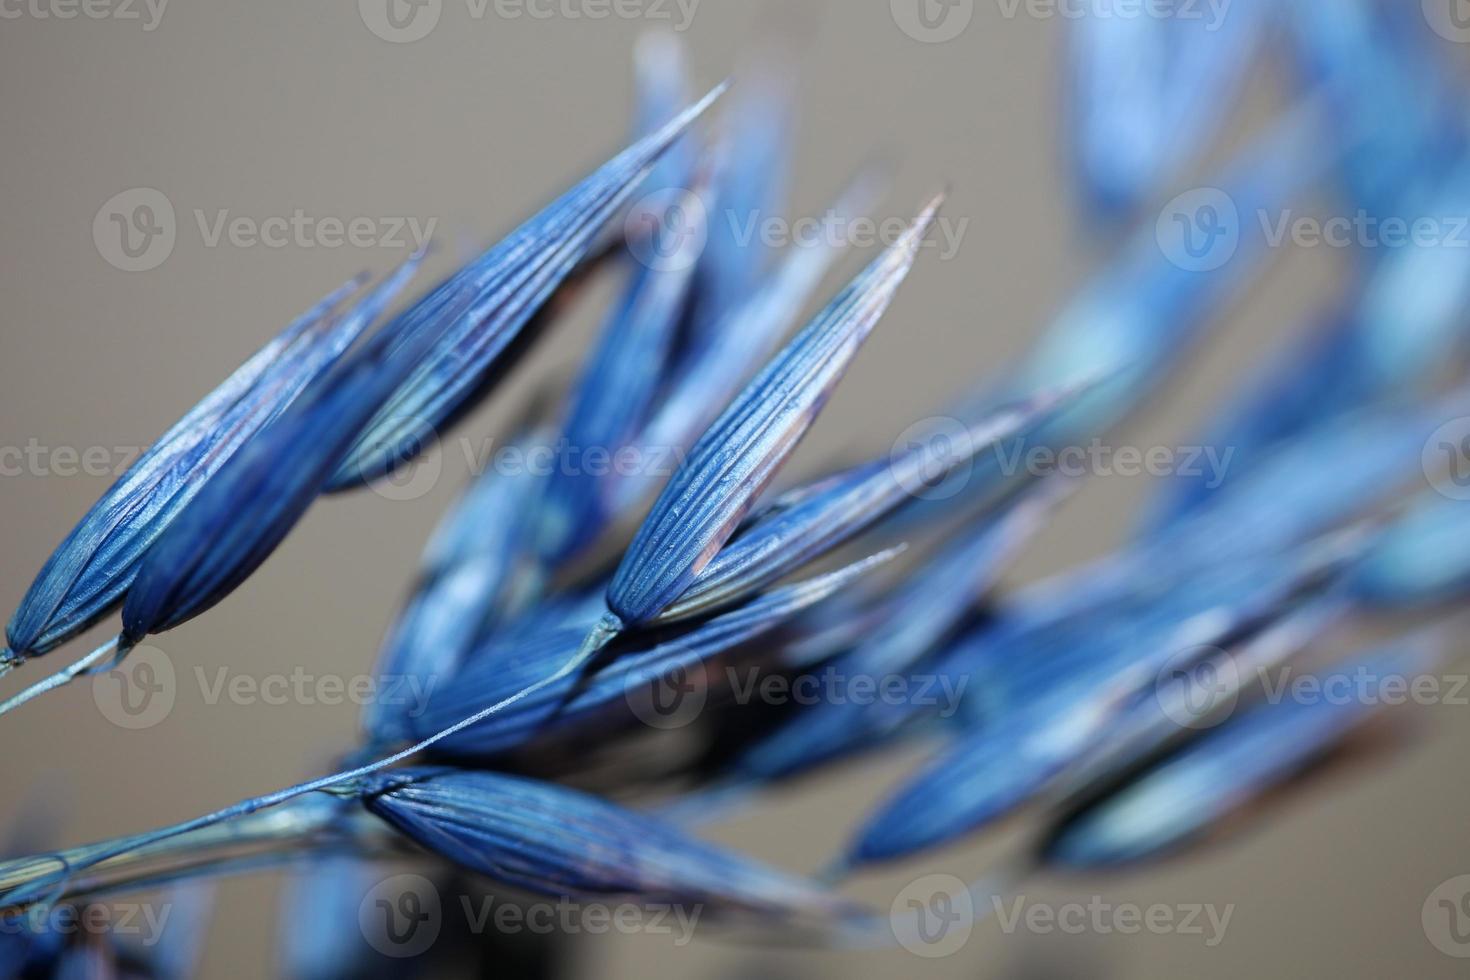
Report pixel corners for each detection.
[2,1,1469,976]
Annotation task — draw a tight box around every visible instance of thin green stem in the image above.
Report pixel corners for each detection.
[0,635,127,718]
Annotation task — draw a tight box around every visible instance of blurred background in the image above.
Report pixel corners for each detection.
[3,0,1470,976]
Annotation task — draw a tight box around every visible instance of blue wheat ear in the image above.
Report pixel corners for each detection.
[458,193,949,731]
[362,422,549,745]
[728,478,1074,785]
[12,21,1470,968]
[400,547,901,758]
[1038,629,1449,869]
[1065,0,1270,223]
[681,45,795,349]
[851,617,1446,930]
[527,41,704,572]
[1143,148,1470,529]
[355,767,859,920]
[987,391,1470,643]
[1024,102,1332,421]
[0,86,725,716]
[1,267,395,670]
[601,194,944,635]
[656,481,1073,830]
[0,271,459,718]
[326,84,728,492]
[900,101,1335,531]
[652,384,1088,626]
[279,855,389,980]
[1349,493,1470,607]
[1283,0,1465,224]
[1139,393,1470,570]
[839,541,1350,869]
[116,282,478,647]
[608,164,887,519]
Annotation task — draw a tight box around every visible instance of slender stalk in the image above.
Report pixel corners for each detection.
[0,796,343,901]
[59,839,385,907]
[0,620,622,907]
[0,635,127,718]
